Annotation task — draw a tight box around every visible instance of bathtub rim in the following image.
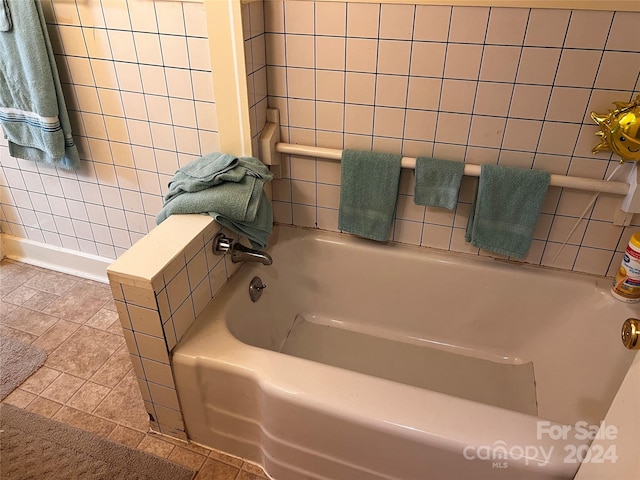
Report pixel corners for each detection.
[267,224,622,285]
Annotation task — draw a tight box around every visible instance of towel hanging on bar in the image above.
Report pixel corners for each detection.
[465,164,550,258]
[0,0,80,170]
[414,157,465,210]
[338,149,402,242]
[273,143,629,196]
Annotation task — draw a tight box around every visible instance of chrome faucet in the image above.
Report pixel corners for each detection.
[213,233,273,265]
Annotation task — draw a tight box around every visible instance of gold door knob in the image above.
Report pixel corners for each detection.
[621,318,640,350]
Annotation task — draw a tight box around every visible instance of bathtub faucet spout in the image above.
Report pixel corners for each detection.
[213,233,273,265]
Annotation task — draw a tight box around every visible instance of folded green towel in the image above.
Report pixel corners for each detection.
[0,0,79,170]
[213,190,273,250]
[414,157,465,210]
[157,176,261,223]
[164,152,272,202]
[465,164,550,258]
[338,149,402,241]
[156,153,274,249]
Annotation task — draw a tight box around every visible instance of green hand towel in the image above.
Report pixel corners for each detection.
[465,164,550,258]
[338,149,402,242]
[0,0,79,170]
[414,157,465,210]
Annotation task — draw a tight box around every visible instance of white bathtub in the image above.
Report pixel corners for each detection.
[173,226,638,480]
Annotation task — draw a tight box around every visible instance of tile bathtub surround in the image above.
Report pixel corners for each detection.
[0,259,268,480]
[0,0,219,259]
[107,214,241,440]
[265,1,640,276]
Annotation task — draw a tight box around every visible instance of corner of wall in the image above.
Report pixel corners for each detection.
[205,0,253,157]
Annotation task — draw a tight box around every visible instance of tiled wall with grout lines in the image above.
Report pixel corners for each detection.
[264,1,640,276]
[0,0,219,259]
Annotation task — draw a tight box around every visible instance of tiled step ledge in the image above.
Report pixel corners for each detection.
[108,214,217,290]
[106,214,237,441]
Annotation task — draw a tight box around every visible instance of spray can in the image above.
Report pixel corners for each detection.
[611,233,640,303]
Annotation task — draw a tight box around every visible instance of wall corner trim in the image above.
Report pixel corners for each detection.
[205,0,252,156]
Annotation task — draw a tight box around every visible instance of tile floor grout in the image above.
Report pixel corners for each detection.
[1,258,267,480]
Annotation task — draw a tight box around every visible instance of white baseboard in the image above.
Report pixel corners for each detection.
[1,234,113,283]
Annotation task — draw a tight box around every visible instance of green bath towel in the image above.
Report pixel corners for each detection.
[414,157,465,210]
[163,152,239,203]
[156,153,274,249]
[0,0,80,170]
[465,164,550,258]
[338,149,402,241]
[163,152,272,201]
[212,190,273,250]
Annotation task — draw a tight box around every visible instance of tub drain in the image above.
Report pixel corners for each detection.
[249,276,266,302]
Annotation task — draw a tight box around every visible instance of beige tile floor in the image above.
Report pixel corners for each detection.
[0,258,268,480]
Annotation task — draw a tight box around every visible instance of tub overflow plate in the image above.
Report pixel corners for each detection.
[249,277,266,302]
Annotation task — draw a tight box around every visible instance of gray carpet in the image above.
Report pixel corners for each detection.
[0,404,195,479]
[0,334,47,400]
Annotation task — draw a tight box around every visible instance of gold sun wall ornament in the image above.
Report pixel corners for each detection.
[591,95,640,163]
